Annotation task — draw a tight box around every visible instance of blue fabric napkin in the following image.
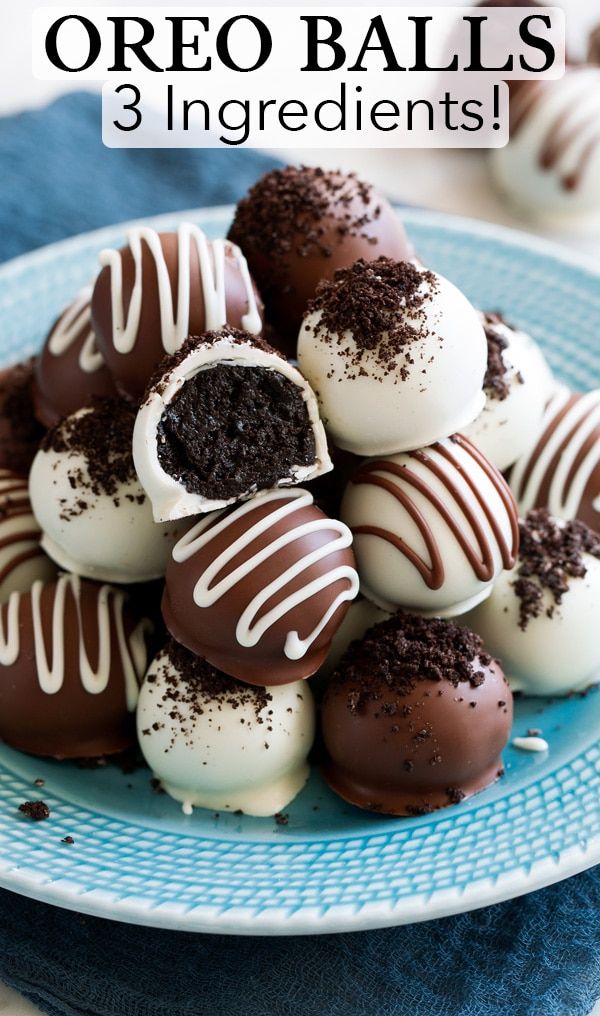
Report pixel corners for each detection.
[0,92,598,1016]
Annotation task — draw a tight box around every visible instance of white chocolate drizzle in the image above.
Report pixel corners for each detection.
[510,389,600,519]
[0,471,53,590]
[172,489,359,661]
[98,224,262,357]
[48,286,105,374]
[0,573,149,709]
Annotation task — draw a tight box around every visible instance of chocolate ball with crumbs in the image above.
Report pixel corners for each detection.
[162,488,359,686]
[321,612,512,816]
[227,166,412,353]
[0,359,45,474]
[92,224,264,401]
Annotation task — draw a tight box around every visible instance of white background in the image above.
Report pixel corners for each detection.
[0,2,600,1014]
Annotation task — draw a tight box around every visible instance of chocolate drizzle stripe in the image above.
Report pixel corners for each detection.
[350,438,517,590]
[0,545,45,586]
[99,224,262,357]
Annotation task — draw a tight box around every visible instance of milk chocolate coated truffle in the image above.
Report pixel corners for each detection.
[137,640,315,816]
[0,359,45,474]
[321,613,512,816]
[0,470,57,602]
[133,328,331,521]
[33,286,117,428]
[0,574,152,758]
[228,166,412,352]
[92,225,264,400]
[29,399,183,583]
[507,388,600,535]
[298,259,487,456]
[341,435,519,617]
[465,510,600,696]
[163,488,359,685]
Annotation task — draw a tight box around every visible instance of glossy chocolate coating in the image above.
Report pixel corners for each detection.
[0,577,152,759]
[321,634,512,816]
[92,232,264,401]
[162,490,358,686]
[33,292,117,428]
[228,167,412,352]
[0,359,45,474]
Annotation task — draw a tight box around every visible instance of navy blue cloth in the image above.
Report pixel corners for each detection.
[0,92,598,1016]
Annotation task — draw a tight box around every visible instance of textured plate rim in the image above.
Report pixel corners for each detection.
[0,206,598,934]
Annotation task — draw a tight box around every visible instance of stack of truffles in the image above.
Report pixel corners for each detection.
[0,165,598,820]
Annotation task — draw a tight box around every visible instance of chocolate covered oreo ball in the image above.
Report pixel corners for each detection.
[465,510,600,696]
[228,166,412,353]
[133,328,331,522]
[0,574,152,758]
[463,312,551,471]
[33,286,117,428]
[137,641,315,816]
[92,224,264,401]
[321,613,512,816]
[0,470,56,602]
[0,359,45,475]
[341,434,519,616]
[29,399,183,584]
[490,69,600,220]
[508,388,600,535]
[163,488,359,685]
[298,258,487,456]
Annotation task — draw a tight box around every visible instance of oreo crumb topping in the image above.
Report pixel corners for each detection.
[41,397,139,515]
[145,641,274,752]
[19,800,50,821]
[305,257,437,382]
[329,612,492,711]
[513,509,600,630]
[156,347,315,499]
[228,166,379,289]
[481,312,517,401]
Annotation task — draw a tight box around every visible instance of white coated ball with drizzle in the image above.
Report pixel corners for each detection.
[491,69,600,221]
[463,313,552,472]
[0,470,57,602]
[29,400,184,584]
[297,258,487,457]
[464,511,600,696]
[341,434,519,617]
[137,641,316,817]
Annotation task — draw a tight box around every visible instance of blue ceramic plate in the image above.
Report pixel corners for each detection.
[0,207,598,935]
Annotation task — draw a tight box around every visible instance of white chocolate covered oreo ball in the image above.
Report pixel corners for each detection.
[137,641,316,816]
[297,258,487,456]
[491,69,600,221]
[465,510,600,696]
[0,470,57,601]
[341,434,519,617]
[29,399,183,584]
[133,327,331,522]
[463,312,551,471]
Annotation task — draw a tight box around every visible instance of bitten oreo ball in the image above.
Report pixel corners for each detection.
[137,640,315,816]
[32,286,117,428]
[227,166,412,353]
[92,224,264,400]
[29,399,184,584]
[133,327,331,521]
[507,388,600,536]
[298,258,487,456]
[321,613,512,816]
[465,510,600,697]
[0,574,152,758]
[162,488,359,686]
[341,435,519,617]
